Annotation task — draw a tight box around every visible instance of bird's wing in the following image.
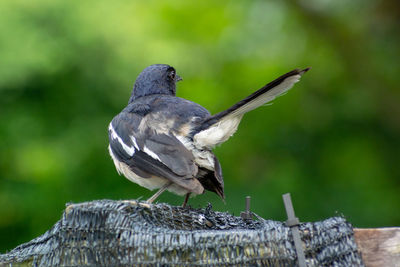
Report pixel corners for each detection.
[193,68,310,149]
[108,112,203,194]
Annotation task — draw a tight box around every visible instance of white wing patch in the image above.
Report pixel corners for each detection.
[109,123,164,163]
[131,136,139,150]
[109,123,135,156]
[143,146,161,161]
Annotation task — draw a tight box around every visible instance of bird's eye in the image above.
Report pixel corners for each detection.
[168,70,176,80]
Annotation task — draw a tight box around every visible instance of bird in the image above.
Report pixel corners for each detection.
[108,64,309,207]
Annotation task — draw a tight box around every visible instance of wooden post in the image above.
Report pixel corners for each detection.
[354,227,400,267]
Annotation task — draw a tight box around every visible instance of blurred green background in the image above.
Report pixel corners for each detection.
[1,0,399,253]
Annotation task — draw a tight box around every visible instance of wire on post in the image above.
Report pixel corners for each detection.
[282,193,307,267]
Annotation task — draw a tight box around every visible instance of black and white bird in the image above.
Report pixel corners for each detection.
[108,64,309,207]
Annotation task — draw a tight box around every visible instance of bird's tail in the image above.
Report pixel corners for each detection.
[193,68,310,149]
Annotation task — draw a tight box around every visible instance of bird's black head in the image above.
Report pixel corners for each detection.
[129,64,182,103]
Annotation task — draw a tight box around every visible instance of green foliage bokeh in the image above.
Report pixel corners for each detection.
[1,0,399,252]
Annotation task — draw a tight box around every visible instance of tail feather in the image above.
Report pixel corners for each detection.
[193,68,310,149]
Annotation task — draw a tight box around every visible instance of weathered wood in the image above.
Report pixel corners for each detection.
[354,227,400,267]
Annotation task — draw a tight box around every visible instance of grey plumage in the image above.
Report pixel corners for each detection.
[108,64,309,205]
[128,64,181,103]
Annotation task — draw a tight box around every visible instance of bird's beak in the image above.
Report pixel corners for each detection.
[175,75,183,82]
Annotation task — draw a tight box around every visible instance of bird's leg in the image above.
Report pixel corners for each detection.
[147,181,173,204]
[182,193,191,208]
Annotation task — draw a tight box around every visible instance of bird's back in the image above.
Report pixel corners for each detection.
[123,94,211,138]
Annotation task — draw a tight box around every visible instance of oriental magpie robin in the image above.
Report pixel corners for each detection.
[108,64,309,207]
